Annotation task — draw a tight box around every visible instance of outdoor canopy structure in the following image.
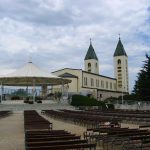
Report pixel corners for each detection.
[0,61,71,102]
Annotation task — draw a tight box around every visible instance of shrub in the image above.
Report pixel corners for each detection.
[24,100,29,103]
[104,97,118,103]
[47,93,54,97]
[35,96,43,101]
[37,100,42,103]
[26,97,30,100]
[28,101,34,104]
[11,95,20,100]
[71,95,107,109]
[106,103,115,110]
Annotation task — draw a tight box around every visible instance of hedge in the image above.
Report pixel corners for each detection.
[11,95,20,100]
[71,95,107,108]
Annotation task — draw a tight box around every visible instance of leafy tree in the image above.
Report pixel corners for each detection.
[12,89,28,96]
[54,92,62,101]
[133,54,150,101]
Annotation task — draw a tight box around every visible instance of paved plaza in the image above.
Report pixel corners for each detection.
[0,100,74,111]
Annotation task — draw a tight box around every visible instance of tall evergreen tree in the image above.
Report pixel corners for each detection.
[133,54,150,101]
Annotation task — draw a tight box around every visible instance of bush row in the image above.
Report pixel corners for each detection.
[71,95,114,110]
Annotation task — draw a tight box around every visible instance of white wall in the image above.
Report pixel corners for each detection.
[52,68,126,100]
[114,56,129,93]
[52,69,82,93]
[82,72,117,91]
[84,59,99,74]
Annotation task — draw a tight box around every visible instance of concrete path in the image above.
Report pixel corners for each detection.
[42,114,87,137]
[0,100,74,111]
[0,112,24,150]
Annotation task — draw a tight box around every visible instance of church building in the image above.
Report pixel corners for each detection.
[52,37,129,100]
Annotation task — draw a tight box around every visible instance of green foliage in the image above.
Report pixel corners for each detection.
[106,104,115,110]
[12,89,28,96]
[122,94,138,101]
[71,95,107,109]
[54,92,62,100]
[104,94,139,104]
[11,95,20,100]
[104,97,118,104]
[24,99,29,103]
[26,97,30,101]
[28,101,34,104]
[133,54,150,101]
[35,96,43,101]
[37,100,42,103]
[35,96,43,103]
[47,93,54,97]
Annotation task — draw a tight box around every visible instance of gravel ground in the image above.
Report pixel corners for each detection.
[0,101,141,150]
[0,112,25,150]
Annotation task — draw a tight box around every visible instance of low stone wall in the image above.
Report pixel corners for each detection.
[97,90,123,101]
[115,103,150,110]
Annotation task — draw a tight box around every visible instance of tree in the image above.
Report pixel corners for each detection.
[133,54,150,101]
[12,89,28,96]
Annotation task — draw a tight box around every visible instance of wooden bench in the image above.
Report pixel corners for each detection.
[26,135,81,143]
[26,139,88,147]
[24,110,97,150]
[26,143,96,150]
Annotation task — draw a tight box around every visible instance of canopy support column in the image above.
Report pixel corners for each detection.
[66,84,69,100]
[26,86,28,97]
[42,85,47,98]
[33,79,35,102]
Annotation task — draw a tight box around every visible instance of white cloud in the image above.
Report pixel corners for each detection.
[0,65,16,75]
[38,0,64,11]
[0,0,149,91]
[129,67,141,74]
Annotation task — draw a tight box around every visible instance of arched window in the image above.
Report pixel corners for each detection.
[118,59,121,65]
[88,63,91,67]
[95,63,97,68]
[88,63,91,72]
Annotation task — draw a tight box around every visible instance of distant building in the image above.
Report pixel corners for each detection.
[52,38,129,100]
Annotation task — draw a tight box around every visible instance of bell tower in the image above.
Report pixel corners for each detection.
[114,37,129,93]
[84,39,99,74]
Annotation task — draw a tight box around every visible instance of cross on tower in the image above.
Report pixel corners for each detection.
[90,38,92,44]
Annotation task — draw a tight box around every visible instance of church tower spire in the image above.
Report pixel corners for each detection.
[114,36,127,57]
[84,39,99,74]
[114,37,129,93]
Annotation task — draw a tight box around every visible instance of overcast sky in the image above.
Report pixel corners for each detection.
[0,0,150,92]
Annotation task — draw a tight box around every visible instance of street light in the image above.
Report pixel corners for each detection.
[122,86,125,105]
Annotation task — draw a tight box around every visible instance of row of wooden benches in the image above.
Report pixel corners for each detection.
[0,111,12,118]
[24,110,97,150]
[42,109,121,128]
[24,110,52,131]
[59,109,150,125]
[43,109,150,149]
[84,109,150,124]
[84,126,150,150]
[25,130,96,150]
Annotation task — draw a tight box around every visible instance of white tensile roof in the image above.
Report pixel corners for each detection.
[0,62,71,86]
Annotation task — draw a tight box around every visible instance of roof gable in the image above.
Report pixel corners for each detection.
[59,73,78,78]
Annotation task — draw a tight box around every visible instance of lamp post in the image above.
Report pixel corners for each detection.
[122,86,125,105]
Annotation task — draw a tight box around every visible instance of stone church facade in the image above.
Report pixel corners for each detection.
[52,38,129,100]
